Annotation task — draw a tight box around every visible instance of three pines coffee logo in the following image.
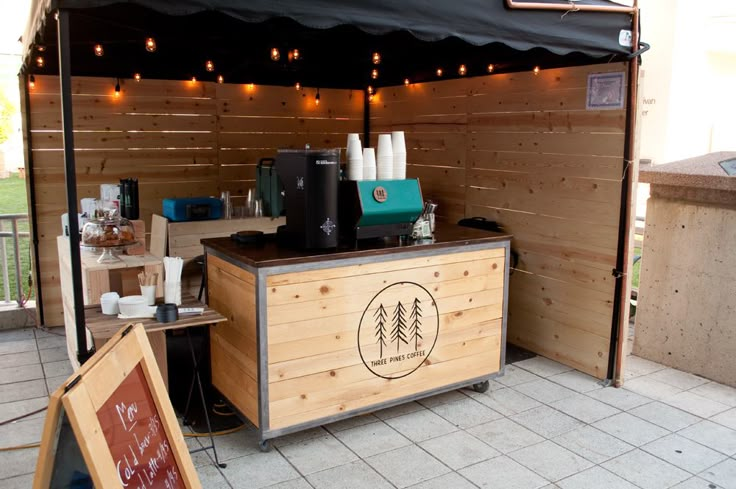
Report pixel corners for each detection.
[358,282,440,379]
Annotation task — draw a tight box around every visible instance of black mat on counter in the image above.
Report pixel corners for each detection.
[166,327,243,433]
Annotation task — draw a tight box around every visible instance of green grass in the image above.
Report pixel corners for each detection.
[0,173,32,303]
[632,245,641,290]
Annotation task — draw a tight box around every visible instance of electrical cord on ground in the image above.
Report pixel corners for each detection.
[0,406,47,426]
[0,442,40,452]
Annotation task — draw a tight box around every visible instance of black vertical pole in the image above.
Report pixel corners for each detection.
[57,10,91,364]
[363,89,371,147]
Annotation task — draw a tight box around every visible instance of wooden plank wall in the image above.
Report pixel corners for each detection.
[27,76,362,326]
[372,63,627,378]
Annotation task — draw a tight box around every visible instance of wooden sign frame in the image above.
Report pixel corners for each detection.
[34,323,201,488]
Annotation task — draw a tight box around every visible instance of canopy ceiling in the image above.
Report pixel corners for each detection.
[22,0,635,88]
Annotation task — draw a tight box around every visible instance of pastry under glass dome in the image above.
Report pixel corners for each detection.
[80,210,137,263]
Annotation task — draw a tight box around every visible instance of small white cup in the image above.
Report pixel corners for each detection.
[100,292,119,315]
[376,134,393,158]
[391,131,406,155]
[140,285,156,306]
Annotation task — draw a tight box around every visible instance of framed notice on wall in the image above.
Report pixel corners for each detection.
[586,72,626,110]
[33,323,200,488]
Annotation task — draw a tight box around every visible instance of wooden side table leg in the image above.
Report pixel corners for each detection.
[147,330,169,391]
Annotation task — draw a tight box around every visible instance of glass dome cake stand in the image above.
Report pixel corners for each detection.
[80,241,137,263]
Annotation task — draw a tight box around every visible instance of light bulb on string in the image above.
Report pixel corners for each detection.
[533,66,540,75]
[36,45,46,52]
[114,79,121,97]
[371,69,378,80]
[145,37,157,52]
[436,68,443,77]
[404,78,410,86]
[369,93,375,102]
[372,52,381,65]
[247,83,255,91]
[134,73,141,82]
[291,48,300,60]
[94,44,104,57]
[458,64,467,76]
[191,76,197,83]
[217,75,224,84]
[295,82,301,91]
[29,75,35,89]
[205,60,215,72]
[367,85,374,95]
[315,88,320,106]
[36,56,44,68]
[487,64,494,73]
[270,48,280,61]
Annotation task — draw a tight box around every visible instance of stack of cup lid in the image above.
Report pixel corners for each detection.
[391,131,407,180]
[363,148,377,180]
[346,133,363,181]
[376,134,394,180]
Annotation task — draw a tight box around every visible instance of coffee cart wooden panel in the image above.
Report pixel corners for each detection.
[202,224,510,447]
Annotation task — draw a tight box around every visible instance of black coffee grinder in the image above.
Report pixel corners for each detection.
[276,149,340,249]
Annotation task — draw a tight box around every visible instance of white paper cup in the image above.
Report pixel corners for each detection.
[391,131,406,155]
[393,153,407,180]
[346,134,362,159]
[376,134,393,159]
[100,291,120,315]
[140,285,156,306]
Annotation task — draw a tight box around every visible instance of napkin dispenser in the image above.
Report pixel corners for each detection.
[338,179,424,241]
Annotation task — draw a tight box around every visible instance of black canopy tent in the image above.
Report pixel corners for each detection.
[20,0,642,382]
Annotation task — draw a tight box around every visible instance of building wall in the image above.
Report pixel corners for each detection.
[24,75,363,326]
[372,63,628,378]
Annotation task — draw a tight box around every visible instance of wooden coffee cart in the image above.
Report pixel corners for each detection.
[20,0,643,412]
[203,225,510,448]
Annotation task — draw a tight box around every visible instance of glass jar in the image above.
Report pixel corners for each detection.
[81,210,136,247]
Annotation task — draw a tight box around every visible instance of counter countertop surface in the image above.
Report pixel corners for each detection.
[201,222,511,268]
[640,151,736,191]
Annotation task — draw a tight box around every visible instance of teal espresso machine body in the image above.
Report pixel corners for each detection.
[338,179,424,241]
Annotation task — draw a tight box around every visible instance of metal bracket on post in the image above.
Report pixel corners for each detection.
[56,9,93,366]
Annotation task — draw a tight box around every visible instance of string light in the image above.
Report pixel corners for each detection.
[487,64,495,73]
[367,85,374,95]
[114,79,121,97]
[270,48,280,61]
[533,66,540,75]
[217,75,224,84]
[295,82,301,91]
[94,44,104,57]
[315,88,320,106]
[458,64,467,76]
[371,69,379,79]
[28,75,35,89]
[205,60,215,72]
[404,78,410,86]
[36,56,44,68]
[372,52,381,65]
[134,73,141,82]
[247,83,255,91]
[369,93,375,102]
[436,68,443,77]
[145,37,157,52]
[191,76,197,83]
[291,48,300,60]
[36,45,46,52]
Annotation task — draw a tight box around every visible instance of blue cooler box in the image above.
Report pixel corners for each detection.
[162,197,222,222]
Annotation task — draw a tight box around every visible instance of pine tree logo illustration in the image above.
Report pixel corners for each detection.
[374,303,388,358]
[410,298,423,350]
[359,282,439,379]
[391,301,408,353]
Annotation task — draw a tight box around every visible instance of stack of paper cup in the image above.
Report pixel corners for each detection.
[346,133,363,181]
[363,148,376,180]
[391,131,407,180]
[376,134,393,180]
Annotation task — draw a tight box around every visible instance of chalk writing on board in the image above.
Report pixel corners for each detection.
[97,364,184,489]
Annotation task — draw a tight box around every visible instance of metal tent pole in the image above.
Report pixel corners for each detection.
[57,9,92,365]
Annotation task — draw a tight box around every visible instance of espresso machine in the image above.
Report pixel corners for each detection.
[276,149,340,249]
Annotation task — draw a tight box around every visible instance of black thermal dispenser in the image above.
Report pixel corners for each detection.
[276,149,340,249]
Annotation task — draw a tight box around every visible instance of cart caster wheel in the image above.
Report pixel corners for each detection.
[259,440,272,453]
[472,381,490,393]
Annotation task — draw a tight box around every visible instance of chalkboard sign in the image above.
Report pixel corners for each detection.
[34,324,200,489]
[97,363,184,488]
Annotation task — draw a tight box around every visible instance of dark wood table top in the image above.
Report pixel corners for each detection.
[201,222,511,268]
[85,293,226,339]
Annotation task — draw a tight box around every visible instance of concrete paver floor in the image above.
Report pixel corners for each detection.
[1,327,734,489]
